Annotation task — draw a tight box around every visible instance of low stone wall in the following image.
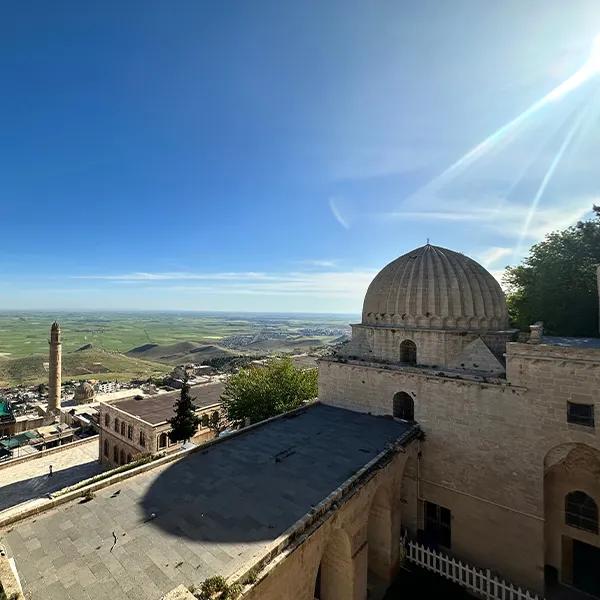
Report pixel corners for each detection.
[0,550,25,600]
[0,435,99,471]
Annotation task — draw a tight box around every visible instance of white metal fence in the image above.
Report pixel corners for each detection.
[404,539,544,600]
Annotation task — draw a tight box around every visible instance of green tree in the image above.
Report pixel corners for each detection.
[504,206,600,336]
[201,410,227,437]
[168,379,200,444]
[221,357,318,426]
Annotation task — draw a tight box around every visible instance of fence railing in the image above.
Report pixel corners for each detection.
[404,539,544,600]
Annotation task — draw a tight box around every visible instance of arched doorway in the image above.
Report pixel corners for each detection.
[393,392,414,421]
[367,485,394,597]
[314,528,354,600]
[544,444,600,597]
[399,340,417,364]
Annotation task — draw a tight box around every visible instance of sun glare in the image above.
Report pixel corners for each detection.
[588,34,600,72]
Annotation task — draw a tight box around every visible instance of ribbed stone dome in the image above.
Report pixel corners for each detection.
[74,381,95,402]
[362,244,508,330]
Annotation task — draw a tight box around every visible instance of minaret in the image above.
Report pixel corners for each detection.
[48,321,62,412]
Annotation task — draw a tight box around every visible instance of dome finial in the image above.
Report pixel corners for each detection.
[426,237,430,245]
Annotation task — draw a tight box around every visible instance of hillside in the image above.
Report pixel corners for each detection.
[0,348,170,386]
[231,336,330,353]
[126,341,238,365]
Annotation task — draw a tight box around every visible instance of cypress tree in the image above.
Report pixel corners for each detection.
[168,379,201,444]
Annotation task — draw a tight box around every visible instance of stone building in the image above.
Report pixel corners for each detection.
[318,244,600,598]
[2,244,599,600]
[73,381,96,404]
[98,382,224,468]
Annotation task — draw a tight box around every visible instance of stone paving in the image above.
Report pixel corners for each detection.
[0,405,416,600]
[0,438,103,513]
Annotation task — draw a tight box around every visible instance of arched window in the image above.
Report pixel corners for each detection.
[114,418,119,433]
[127,454,132,464]
[566,491,598,533]
[139,430,146,448]
[119,449,125,466]
[158,433,168,449]
[113,446,118,463]
[400,340,417,365]
[393,392,414,421]
[103,439,109,457]
[127,425,133,440]
[120,422,126,436]
[104,414,110,427]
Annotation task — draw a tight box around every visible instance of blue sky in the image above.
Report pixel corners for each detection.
[1,0,599,313]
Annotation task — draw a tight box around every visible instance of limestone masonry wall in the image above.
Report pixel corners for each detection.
[319,343,600,593]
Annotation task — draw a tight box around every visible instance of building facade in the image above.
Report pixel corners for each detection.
[318,244,600,598]
[98,383,224,468]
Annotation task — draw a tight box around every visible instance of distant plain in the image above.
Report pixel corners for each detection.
[0,311,355,386]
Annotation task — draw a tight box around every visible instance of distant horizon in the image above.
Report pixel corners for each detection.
[0,308,360,318]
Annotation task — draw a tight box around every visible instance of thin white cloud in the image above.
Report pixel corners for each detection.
[73,272,277,282]
[382,196,594,242]
[329,197,350,229]
[70,269,378,299]
[477,247,513,268]
[297,259,339,268]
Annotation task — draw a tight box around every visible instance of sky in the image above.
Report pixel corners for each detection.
[1,0,600,313]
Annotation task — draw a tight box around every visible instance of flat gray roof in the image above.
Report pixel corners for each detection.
[543,336,600,350]
[112,383,224,425]
[1,404,417,600]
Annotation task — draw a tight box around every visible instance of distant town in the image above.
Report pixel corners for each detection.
[0,313,349,460]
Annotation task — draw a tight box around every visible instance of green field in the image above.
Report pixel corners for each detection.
[0,311,354,358]
[0,311,354,386]
[0,348,170,387]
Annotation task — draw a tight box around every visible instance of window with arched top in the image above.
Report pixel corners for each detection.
[158,432,168,449]
[119,449,125,466]
[114,418,119,433]
[566,491,598,533]
[120,422,126,436]
[393,392,414,421]
[400,340,417,365]
[104,414,110,427]
[103,439,109,457]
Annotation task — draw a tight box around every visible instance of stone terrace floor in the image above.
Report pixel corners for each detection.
[0,438,102,513]
[0,404,416,600]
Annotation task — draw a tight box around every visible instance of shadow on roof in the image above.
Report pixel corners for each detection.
[139,404,416,543]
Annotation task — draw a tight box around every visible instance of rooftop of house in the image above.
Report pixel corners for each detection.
[542,336,600,349]
[0,400,12,418]
[109,383,224,426]
[1,403,418,600]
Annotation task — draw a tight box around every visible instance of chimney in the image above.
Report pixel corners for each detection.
[528,322,544,344]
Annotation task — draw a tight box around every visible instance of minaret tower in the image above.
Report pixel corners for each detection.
[48,321,62,412]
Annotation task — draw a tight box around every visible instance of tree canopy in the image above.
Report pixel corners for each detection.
[220,357,318,426]
[201,409,227,437]
[504,207,600,336]
[168,379,200,443]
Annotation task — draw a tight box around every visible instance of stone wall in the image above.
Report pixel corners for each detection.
[544,444,600,585]
[98,401,219,468]
[319,342,600,593]
[342,324,513,370]
[242,450,409,600]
